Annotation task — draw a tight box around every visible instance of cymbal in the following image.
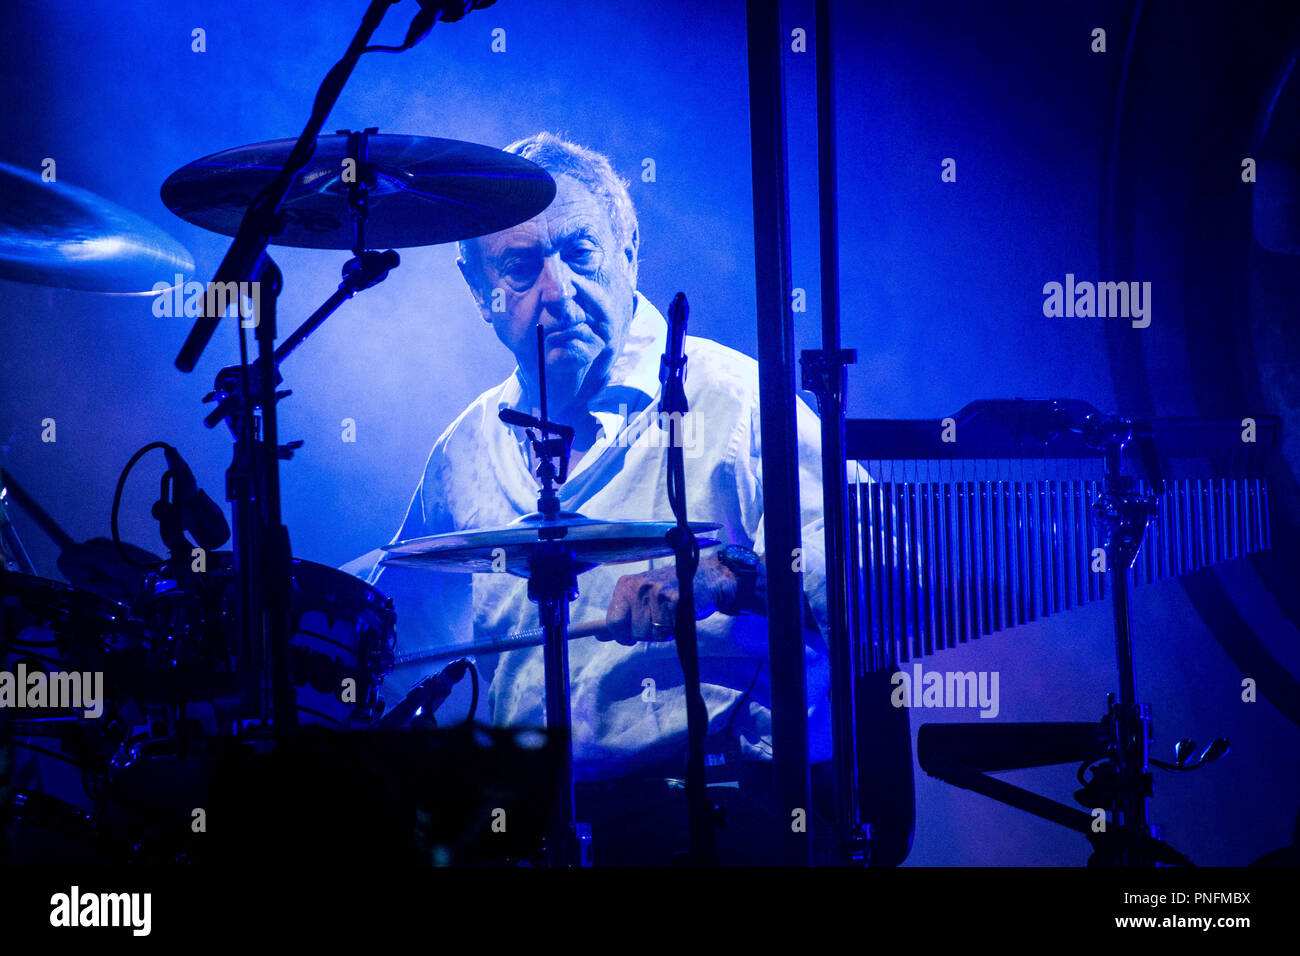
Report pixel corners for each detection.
[160,134,557,249]
[0,161,194,294]
[379,513,721,575]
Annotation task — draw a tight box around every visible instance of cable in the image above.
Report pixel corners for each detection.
[465,658,480,723]
[723,660,764,737]
[111,441,172,568]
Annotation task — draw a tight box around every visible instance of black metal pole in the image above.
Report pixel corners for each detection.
[534,553,577,866]
[745,0,812,866]
[251,258,296,732]
[811,0,864,865]
[1102,446,1153,866]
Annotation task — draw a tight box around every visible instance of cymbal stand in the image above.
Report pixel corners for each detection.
[498,324,589,866]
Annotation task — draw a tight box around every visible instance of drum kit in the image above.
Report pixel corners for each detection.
[0,129,718,866]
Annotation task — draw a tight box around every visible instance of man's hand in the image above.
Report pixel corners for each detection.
[603,556,740,646]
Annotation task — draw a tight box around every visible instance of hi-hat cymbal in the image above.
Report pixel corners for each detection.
[160,134,557,249]
[0,162,194,294]
[380,513,722,575]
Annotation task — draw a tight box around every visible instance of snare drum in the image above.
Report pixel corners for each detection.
[132,554,396,727]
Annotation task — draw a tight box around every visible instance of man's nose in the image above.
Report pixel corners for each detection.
[536,253,577,307]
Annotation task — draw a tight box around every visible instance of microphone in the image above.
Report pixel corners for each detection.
[162,445,231,551]
[379,658,472,727]
[918,721,1109,773]
[419,0,497,22]
[404,0,497,47]
[498,407,541,430]
[659,292,689,415]
[498,406,575,440]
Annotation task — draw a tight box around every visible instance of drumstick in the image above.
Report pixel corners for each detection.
[393,618,612,667]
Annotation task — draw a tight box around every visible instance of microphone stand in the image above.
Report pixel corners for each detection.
[222,255,296,730]
[659,293,717,865]
[173,0,409,732]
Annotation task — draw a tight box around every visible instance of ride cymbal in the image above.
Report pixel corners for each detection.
[160,133,557,249]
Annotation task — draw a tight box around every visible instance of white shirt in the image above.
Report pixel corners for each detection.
[345,293,832,781]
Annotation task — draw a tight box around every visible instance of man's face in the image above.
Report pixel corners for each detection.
[463,174,637,411]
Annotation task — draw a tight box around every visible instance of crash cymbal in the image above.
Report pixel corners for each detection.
[380,513,722,575]
[0,162,194,294]
[160,133,557,249]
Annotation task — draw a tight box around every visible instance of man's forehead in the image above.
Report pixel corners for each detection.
[481,175,610,254]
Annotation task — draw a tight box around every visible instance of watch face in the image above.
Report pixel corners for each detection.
[721,546,759,571]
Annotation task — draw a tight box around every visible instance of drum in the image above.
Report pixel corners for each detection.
[132,554,396,727]
[1,571,132,862]
[1,570,136,674]
[3,788,109,865]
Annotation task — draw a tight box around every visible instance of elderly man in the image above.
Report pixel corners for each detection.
[347,132,833,863]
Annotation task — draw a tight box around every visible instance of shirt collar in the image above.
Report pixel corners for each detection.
[496,291,667,424]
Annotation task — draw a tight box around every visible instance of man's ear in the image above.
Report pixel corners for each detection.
[456,255,492,318]
[624,225,639,288]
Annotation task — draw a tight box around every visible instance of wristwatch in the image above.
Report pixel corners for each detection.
[715,544,762,615]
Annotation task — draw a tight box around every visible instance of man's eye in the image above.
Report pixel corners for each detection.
[566,244,600,269]
[501,258,540,282]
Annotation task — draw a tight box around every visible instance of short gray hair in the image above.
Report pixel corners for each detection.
[458,132,639,289]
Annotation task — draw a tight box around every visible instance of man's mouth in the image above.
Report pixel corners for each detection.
[546,325,588,344]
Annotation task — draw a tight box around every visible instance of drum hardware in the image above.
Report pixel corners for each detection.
[383,318,719,865]
[101,441,232,585]
[657,291,717,865]
[847,400,1279,866]
[503,323,584,867]
[0,482,36,576]
[382,433,720,864]
[800,0,862,866]
[1,572,140,861]
[131,554,396,727]
[2,468,160,604]
[379,657,478,729]
[382,517,719,575]
[4,788,106,865]
[160,133,554,255]
[3,31,556,863]
[162,0,538,736]
[392,617,660,667]
[0,0,743,867]
[163,125,554,727]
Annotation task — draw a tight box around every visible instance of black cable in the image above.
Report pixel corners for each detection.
[723,660,764,736]
[111,441,172,568]
[465,659,480,723]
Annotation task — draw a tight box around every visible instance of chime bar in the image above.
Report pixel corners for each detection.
[845,401,1280,675]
